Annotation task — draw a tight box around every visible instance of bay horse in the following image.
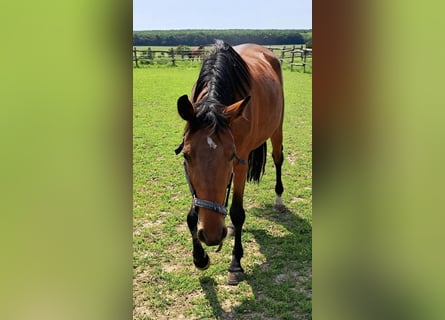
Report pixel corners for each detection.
[175,40,284,285]
[189,45,205,61]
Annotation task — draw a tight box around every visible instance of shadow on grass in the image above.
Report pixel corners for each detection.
[199,204,312,319]
[199,277,225,319]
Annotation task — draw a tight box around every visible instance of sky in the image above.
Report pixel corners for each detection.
[133,0,311,30]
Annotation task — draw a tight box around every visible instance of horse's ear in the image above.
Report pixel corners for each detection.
[177,95,195,121]
[225,96,251,122]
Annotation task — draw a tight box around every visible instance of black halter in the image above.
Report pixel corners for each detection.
[175,140,245,217]
[183,162,232,217]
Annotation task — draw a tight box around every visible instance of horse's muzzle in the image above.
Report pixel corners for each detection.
[197,227,228,247]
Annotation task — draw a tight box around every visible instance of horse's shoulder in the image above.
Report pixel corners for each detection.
[235,44,282,80]
[260,50,282,79]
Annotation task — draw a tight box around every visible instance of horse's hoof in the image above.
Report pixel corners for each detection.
[194,253,210,270]
[227,271,244,285]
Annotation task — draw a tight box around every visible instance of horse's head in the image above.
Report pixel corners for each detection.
[177,94,250,247]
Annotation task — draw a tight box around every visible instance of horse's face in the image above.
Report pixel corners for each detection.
[183,128,235,246]
[177,94,250,247]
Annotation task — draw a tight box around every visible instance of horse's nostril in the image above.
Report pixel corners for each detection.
[197,229,206,243]
[198,227,227,246]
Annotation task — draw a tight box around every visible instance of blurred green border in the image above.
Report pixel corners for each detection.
[2,0,445,319]
[0,1,133,319]
[314,1,445,320]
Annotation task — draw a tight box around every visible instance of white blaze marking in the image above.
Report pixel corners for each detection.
[207,136,218,149]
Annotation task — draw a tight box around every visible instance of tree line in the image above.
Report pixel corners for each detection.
[133,29,312,47]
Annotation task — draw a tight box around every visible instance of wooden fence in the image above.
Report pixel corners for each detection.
[133,45,312,72]
[267,45,312,72]
[132,47,207,67]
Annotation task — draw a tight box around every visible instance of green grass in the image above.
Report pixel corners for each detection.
[133,62,311,319]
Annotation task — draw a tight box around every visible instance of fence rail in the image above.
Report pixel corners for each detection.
[132,47,207,67]
[267,45,312,72]
[133,45,312,72]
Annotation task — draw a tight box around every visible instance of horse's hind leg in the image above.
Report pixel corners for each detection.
[271,126,284,207]
[187,207,210,270]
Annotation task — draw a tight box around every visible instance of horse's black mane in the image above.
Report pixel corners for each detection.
[189,40,251,134]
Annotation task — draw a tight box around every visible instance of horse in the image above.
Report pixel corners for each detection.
[189,45,205,61]
[175,40,284,285]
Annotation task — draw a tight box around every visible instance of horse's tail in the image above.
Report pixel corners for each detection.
[247,142,267,183]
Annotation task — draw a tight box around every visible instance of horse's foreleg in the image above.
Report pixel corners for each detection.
[271,128,284,207]
[227,165,247,285]
[228,193,245,284]
[187,207,210,270]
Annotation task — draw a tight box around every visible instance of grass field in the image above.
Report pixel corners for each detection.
[133,61,312,319]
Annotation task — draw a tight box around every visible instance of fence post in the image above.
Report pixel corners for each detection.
[303,49,307,73]
[170,48,176,66]
[133,47,139,68]
[290,45,296,71]
[147,47,153,60]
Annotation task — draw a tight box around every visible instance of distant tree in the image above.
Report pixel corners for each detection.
[133,29,311,46]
